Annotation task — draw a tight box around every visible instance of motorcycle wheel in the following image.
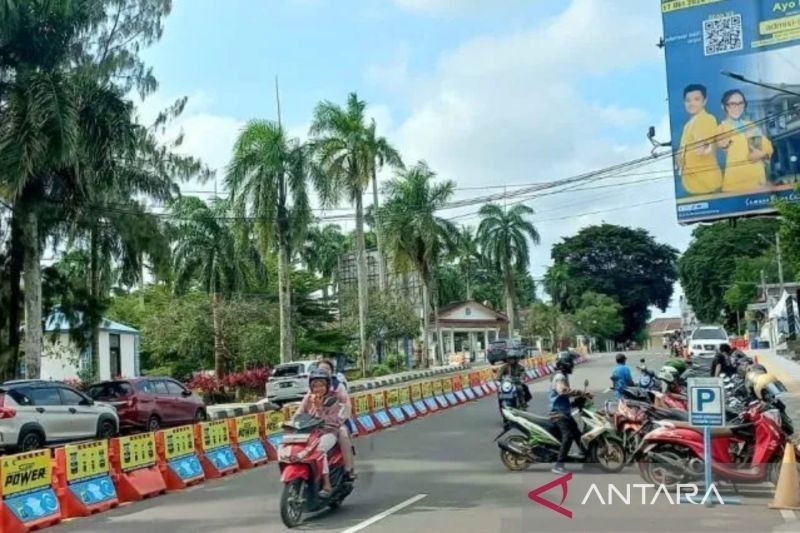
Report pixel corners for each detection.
[500,435,532,471]
[623,429,640,459]
[280,479,305,529]
[642,448,687,489]
[592,436,626,473]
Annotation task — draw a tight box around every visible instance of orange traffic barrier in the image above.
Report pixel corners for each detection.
[397,385,418,419]
[370,391,392,429]
[155,425,204,491]
[409,383,428,416]
[352,394,376,433]
[194,420,239,479]
[110,433,166,503]
[1,449,61,532]
[54,442,117,518]
[769,444,800,510]
[386,388,406,425]
[228,414,269,469]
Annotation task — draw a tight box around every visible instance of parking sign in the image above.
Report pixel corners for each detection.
[688,378,725,427]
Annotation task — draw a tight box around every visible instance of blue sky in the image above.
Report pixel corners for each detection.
[139,0,692,317]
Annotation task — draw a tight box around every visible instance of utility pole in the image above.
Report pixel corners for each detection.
[777,232,785,291]
[761,269,767,303]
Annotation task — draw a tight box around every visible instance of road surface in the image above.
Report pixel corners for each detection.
[61,353,795,533]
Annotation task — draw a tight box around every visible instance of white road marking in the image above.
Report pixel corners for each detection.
[340,493,428,533]
[780,509,797,522]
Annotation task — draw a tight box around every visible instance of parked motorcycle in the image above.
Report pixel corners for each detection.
[495,380,625,473]
[633,399,790,488]
[278,403,355,528]
[603,398,688,460]
[497,376,527,412]
[635,359,660,390]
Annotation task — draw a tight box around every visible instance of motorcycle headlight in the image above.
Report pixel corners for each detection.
[500,381,514,393]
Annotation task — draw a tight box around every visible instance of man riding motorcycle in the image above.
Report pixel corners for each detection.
[496,353,532,407]
[549,351,587,474]
[294,369,346,498]
[316,359,356,481]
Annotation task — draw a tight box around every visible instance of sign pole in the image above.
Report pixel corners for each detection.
[703,426,713,508]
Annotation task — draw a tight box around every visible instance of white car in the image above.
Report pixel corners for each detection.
[0,380,119,452]
[688,326,729,358]
[266,361,320,404]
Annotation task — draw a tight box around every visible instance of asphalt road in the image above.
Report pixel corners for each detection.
[60,353,796,533]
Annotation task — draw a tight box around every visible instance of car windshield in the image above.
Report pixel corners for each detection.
[272,364,306,378]
[693,328,727,340]
[88,382,132,400]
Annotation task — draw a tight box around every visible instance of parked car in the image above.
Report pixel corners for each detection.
[687,325,729,358]
[487,340,508,365]
[0,380,119,452]
[87,377,207,432]
[265,360,320,404]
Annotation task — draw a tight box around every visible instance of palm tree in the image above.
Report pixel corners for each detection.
[365,121,403,291]
[456,226,480,300]
[302,224,347,298]
[309,92,374,375]
[226,120,314,364]
[172,197,257,377]
[476,204,540,337]
[379,162,457,368]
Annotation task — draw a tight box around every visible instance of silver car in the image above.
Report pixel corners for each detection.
[0,380,119,452]
[265,361,320,404]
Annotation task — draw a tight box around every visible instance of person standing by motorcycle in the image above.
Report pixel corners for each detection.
[609,353,634,399]
[711,343,737,378]
[496,353,532,407]
[316,359,356,481]
[295,369,344,498]
[549,352,587,474]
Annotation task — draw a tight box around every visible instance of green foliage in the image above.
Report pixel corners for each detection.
[679,219,779,326]
[547,224,678,341]
[572,292,624,341]
[384,353,407,372]
[369,364,392,377]
[341,292,419,346]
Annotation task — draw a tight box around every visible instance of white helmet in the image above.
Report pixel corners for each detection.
[657,366,680,384]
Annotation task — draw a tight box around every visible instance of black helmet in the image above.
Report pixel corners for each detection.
[556,351,575,373]
[308,368,331,389]
[719,343,732,354]
[615,353,627,364]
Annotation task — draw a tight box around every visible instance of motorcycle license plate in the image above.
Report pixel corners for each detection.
[498,392,515,400]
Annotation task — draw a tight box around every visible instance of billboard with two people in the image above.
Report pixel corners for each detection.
[662,0,800,223]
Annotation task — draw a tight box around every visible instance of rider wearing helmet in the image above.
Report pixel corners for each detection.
[295,368,344,498]
[316,359,356,481]
[496,352,532,406]
[548,351,587,474]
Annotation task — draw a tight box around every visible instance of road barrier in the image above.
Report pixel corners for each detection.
[7,352,582,531]
[156,425,204,490]
[54,441,118,518]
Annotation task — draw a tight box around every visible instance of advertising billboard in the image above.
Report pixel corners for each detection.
[662,0,800,223]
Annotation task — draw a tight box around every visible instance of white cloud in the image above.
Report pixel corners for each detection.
[392,0,523,15]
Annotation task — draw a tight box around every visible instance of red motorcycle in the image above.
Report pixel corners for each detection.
[634,400,788,487]
[604,398,687,460]
[278,410,355,528]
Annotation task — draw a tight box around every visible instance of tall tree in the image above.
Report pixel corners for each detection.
[456,226,480,300]
[379,161,457,367]
[226,120,315,364]
[548,224,678,340]
[302,224,347,298]
[365,121,403,291]
[476,204,540,337]
[310,93,373,373]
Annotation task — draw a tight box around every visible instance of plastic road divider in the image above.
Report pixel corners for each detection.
[110,433,165,503]
[410,383,428,416]
[370,391,392,429]
[421,381,438,412]
[156,425,204,491]
[229,414,268,469]
[385,388,406,424]
[442,377,459,405]
[353,394,376,434]
[1,449,61,532]
[194,420,238,479]
[398,386,417,419]
[461,373,476,401]
[282,402,300,422]
[433,379,449,408]
[480,369,493,394]
[264,410,285,461]
[452,375,468,403]
[469,372,485,398]
[55,441,117,518]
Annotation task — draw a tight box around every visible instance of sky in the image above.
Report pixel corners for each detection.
[137,0,693,318]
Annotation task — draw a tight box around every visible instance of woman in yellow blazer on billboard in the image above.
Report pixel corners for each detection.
[717,89,773,193]
[676,84,723,195]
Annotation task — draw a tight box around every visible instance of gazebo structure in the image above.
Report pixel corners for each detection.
[429,300,509,362]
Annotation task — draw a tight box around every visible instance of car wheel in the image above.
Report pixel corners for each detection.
[98,419,116,440]
[19,429,44,452]
[195,408,207,422]
[147,415,161,432]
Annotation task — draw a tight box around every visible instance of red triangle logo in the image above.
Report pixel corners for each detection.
[527,472,572,519]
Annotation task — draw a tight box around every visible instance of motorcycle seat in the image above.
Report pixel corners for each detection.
[650,407,688,421]
[664,420,750,437]
[516,411,555,426]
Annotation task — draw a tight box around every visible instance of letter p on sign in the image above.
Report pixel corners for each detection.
[696,389,715,410]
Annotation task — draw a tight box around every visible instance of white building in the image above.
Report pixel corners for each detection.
[679,294,698,331]
[41,312,140,381]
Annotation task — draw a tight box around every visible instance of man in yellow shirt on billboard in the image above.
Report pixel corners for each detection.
[676,84,723,195]
[717,89,773,193]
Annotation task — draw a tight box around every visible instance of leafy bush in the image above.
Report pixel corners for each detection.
[384,353,407,372]
[223,368,271,400]
[369,364,392,377]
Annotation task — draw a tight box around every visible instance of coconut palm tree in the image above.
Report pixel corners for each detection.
[302,224,347,298]
[456,226,481,300]
[364,121,403,291]
[309,92,374,375]
[379,162,457,367]
[226,120,315,364]
[476,203,540,337]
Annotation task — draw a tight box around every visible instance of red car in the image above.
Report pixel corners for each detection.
[87,377,207,432]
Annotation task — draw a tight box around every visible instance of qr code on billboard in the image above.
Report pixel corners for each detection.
[703,14,743,56]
